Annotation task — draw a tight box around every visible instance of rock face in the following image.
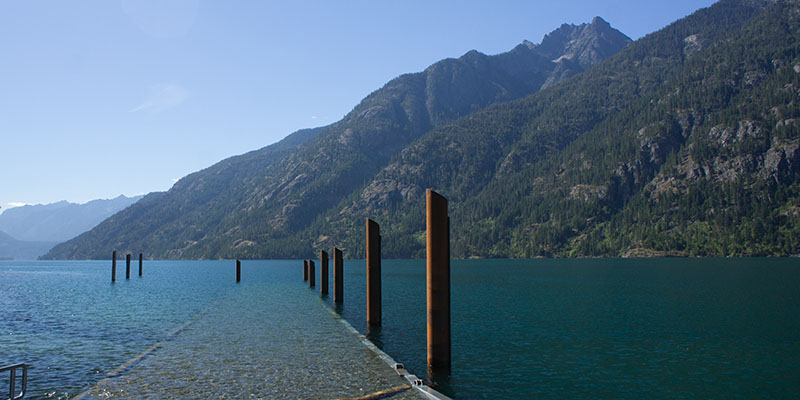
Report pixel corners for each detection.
[537,17,631,69]
[45,18,632,260]
[533,16,632,88]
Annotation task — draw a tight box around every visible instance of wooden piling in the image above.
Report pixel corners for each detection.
[304,260,308,281]
[236,259,241,283]
[366,218,381,327]
[309,260,316,287]
[334,247,343,303]
[126,254,131,279]
[138,253,143,276]
[112,250,117,282]
[426,189,451,369]
[320,250,329,295]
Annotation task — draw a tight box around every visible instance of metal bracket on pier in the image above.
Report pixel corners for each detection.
[1,363,27,400]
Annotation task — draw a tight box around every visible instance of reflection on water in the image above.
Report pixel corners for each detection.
[366,325,384,349]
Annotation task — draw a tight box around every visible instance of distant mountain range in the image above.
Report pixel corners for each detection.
[0,231,55,261]
[45,0,800,260]
[0,195,142,259]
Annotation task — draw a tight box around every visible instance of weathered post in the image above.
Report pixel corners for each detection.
[138,253,143,276]
[236,259,241,283]
[126,254,131,279]
[366,218,381,327]
[426,189,451,369]
[303,260,308,281]
[111,250,117,282]
[309,260,316,287]
[334,247,343,303]
[320,250,329,295]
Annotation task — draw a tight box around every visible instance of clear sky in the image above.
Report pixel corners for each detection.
[0,0,716,211]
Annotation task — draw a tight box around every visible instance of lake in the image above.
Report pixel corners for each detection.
[2,258,799,399]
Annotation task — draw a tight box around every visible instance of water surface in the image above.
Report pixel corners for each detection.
[3,258,799,399]
[326,258,800,399]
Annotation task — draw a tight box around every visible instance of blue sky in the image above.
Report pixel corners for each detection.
[0,0,716,211]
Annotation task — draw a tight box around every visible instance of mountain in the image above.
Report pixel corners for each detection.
[0,195,143,243]
[315,0,799,258]
[44,17,632,260]
[0,231,56,260]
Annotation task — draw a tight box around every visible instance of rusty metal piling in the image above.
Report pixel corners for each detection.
[309,260,316,287]
[320,250,329,295]
[334,248,343,303]
[366,218,382,327]
[426,189,451,369]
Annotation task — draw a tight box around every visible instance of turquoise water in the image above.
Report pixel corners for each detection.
[2,258,800,399]
[1,260,414,399]
[1,260,234,399]
[326,258,800,399]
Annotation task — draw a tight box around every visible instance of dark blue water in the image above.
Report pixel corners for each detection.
[2,258,799,399]
[323,258,800,399]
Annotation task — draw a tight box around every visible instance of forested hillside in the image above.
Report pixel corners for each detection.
[320,0,799,258]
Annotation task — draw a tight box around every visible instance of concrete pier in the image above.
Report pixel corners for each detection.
[366,218,382,327]
[426,189,451,369]
[77,276,435,400]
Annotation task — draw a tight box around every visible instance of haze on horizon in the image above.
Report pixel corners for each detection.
[0,0,715,212]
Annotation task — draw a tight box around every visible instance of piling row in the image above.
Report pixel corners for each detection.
[302,248,345,303]
[300,189,452,374]
[111,251,146,282]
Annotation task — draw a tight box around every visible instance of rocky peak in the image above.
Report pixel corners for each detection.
[522,39,536,50]
[534,16,632,70]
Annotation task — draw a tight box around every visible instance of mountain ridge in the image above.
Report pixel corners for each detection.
[326,0,798,258]
[44,17,632,260]
[0,230,57,260]
[0,195,143,243]
[47,0,799,260]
